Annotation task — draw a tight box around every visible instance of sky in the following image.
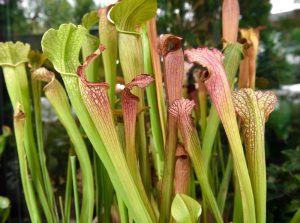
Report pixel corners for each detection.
[270,0,300,14]
[18,0,300,15]
[92,0,300,14]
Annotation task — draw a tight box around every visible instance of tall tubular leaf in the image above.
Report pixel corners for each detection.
[122,74,154,180]
[159,34,184,223]
[185,47,256,223]
[232,89,277,223]
[14,106,41,223]
[33,67,95,223]
[77,48,156,222]
[41,24,155,223]
[169,99,223,223]
[0,42,55,222]
[202,0,242,170]
[202,43,244,170]
[99,6,118,105]
[121,75,155,218]
[222,0,240,43]
[110,0,157,191]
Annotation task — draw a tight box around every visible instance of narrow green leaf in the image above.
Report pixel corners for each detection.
[70,156,80,223]
[171,194,201,223]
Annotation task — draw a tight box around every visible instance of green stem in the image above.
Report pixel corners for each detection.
[70,156,80,223]
[59,196,66,223]
[31,76,57,220]
[117,193,129,223]
[142,23,164,178]
[233,177,243,223]
[14,109,41,223]
[159,117,178,223]
[64,156,72,223]
[217,154,233,214]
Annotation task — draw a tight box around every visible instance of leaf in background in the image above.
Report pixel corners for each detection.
[28,50,47,70]
[0,196,10,223]
[33,67,95,223]
[109,0,157,32]
[0,42,30,67]
[171,194,201,223]
[0,126,11,159]
[82,10,99,30]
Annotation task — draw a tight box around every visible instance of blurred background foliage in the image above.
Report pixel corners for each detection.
[0,0,300,222]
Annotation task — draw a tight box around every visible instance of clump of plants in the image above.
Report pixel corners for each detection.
[0,0,296,222]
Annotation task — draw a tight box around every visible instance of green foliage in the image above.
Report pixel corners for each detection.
[171,194,202,223]
[0,196,10,223]
[82,10,99,30]
[73,0,95,24]
[110,0,157,32]
[43,0,73,29]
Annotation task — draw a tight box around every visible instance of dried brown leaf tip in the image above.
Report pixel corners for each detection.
[238,26,266,89]
[14,103,25,120]
[222,0,240,43]
[159,34,183,56]
[32,67,55,83]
